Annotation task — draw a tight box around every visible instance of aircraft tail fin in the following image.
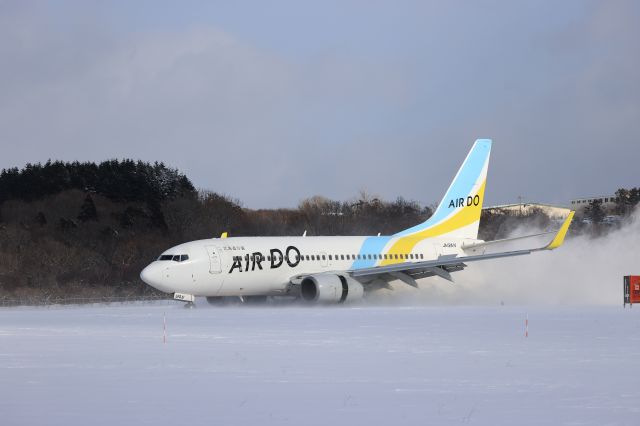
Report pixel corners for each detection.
[394,139,492,240]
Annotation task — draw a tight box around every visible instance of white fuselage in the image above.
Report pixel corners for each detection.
[138,139,573,301]
[140,235,476,297]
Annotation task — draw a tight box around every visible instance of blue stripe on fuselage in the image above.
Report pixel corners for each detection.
[350,236,393,269]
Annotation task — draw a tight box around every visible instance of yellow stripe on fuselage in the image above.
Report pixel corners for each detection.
[380,179,486,266]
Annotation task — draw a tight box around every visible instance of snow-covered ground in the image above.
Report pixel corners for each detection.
[1,302,639,426]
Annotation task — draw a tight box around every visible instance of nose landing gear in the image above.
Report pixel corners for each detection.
[174,292,196,308]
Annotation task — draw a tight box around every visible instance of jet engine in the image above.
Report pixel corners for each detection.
[300,274,364,304]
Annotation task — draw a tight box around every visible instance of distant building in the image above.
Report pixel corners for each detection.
[484,203,571,219]
[569,195,618,211]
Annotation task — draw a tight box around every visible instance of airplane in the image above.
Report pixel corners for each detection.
[140,139,575,307]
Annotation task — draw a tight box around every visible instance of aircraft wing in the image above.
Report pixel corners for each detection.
[348,211,574,286]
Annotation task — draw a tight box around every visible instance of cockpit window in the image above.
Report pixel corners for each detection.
[158,254,189,262]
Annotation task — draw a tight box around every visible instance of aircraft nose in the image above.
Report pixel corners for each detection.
[140,263,171,293]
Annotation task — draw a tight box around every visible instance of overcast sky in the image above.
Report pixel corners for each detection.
[1,1,638,208]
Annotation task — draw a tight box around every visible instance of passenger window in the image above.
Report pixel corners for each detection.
[306,255,310,261]
[322,255,326,260]
[341,255,345,260]
[367,254,371,260]
[328,255,332,260]
[311,255,315,261]
[420,254,424,259]
[394,254,398,259]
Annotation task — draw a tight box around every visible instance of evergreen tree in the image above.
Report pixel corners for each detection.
[77,194,98,222]
[615,187,640,216]
[584,199,605,224]
[0,159,196,206]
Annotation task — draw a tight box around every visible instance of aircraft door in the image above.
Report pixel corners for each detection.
[205,246,222,274]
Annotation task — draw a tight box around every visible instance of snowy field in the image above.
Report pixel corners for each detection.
[1,302,640,426]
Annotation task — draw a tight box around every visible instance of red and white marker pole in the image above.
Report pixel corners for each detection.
[163,312,167,344]
[525,313,529,338]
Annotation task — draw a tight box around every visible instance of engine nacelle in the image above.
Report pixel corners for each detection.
[300,274,364,304]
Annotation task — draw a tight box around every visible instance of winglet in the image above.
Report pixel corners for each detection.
[545,211,574,250]
[220,232,228,239]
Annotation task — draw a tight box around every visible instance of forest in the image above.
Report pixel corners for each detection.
[0,160,637,304]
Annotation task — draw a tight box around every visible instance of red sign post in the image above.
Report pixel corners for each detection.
[624,276,640,307]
